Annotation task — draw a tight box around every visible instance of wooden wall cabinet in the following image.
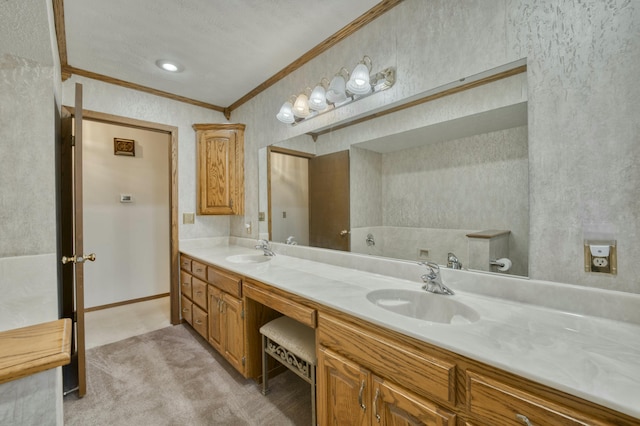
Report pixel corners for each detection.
[193,123,245,215]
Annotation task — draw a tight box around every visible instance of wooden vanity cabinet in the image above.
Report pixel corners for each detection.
[317,346,456,426]
[180,254,208,339]
[207,265,246,376]
[177,255,639,425]
[317,312,456,426]
[465,371,609,426]
[194,123,245,216]
[317,347,369,426]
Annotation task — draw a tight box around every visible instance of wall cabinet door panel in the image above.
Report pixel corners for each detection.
[194,124,245,215]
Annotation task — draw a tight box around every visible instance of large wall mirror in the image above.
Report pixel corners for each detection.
[258,67,530,277]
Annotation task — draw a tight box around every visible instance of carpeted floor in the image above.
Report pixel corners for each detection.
[64,324,311,425]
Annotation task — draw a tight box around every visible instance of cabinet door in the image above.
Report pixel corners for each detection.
[196,126,244,215]
[317,346,369,426]
[373,376,456,426]
[222,294,245,374]
[208,285,223,353]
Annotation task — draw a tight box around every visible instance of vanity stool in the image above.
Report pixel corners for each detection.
[260,315,316,426]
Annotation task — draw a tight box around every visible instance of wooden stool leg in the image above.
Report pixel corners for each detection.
[261,334,269,395]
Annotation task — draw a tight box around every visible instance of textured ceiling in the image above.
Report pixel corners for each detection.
[63,0,382,108]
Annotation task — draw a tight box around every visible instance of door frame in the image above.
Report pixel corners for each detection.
[266,146,315,241]
[63,106,181,325]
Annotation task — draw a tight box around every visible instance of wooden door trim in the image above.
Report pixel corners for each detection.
[62,107,180,325]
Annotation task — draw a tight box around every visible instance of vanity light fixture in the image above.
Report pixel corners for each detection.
[292,88,312,118]
[308,78,330,111]
[155,59,183,73]
[276,55,395,126]
[276,96,297,124]
[346,56,372,95]
[326,68,350,104]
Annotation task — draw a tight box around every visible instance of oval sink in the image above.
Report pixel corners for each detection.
[366,289,480,325]
[225,254,272,264]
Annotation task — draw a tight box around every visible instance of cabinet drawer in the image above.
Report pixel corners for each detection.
[192,304,208,339]
[180,270,192,299]
[191,260,207,281]
[181,295,192,325]
[466,371,607,426]
[191,277,207,310]
[318,313,455,405]
[180,255,192,272]
[243,281,316,327]
[208,266,242,298]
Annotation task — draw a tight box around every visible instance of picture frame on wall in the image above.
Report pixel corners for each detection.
[114,138,135,156]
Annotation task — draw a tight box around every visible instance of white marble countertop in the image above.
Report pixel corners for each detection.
[180,243,640,419]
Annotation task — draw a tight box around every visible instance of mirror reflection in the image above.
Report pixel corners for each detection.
[258,73,530,277]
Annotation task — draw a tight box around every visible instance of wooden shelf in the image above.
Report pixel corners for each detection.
[0,319,72,384]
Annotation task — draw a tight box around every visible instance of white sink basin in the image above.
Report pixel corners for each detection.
[225,254,272,264]
[366,289,480,325]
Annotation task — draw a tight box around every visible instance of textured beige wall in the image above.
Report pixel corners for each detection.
[0,1,63,424]
[233,0,640,293]
[60,75,229,241]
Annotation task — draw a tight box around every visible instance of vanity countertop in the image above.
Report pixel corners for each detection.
[180,244,640,419]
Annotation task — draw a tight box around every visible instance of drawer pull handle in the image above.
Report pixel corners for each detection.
[182,308,189,313]
[196,291,203,295]
[195,319,202,325]
[358,380,366,411]
[516,414,533,426]
[373,388,380,422]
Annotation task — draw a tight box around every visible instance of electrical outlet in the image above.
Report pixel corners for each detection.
[592,257,608,268]
[584,240,616,275]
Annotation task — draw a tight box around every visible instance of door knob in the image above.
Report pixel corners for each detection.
[61,253,96,264]
[339,230,350,237]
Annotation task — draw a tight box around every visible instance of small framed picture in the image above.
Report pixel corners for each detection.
[114,138,135,156]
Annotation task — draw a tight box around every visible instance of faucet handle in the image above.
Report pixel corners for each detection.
[418,261,440,280]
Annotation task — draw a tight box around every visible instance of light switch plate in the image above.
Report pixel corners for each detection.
[183,213,195,224]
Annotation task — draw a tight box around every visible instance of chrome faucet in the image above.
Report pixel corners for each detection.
[418,261,454,295]
[285,236,297,245]
[255,239,276,256]
[447,252,462,269]
[365,233,375,247]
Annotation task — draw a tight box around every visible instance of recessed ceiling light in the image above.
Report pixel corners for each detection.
[155,59,183,73]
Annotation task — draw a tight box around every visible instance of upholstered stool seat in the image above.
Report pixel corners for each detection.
[260,316,316,425]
